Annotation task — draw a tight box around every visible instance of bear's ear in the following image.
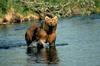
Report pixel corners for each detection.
[53,16,58,22]
[45,16,50,22]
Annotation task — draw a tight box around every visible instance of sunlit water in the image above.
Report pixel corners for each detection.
[0,14,100,66]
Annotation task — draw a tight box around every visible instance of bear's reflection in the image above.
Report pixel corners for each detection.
[27,46,59,64]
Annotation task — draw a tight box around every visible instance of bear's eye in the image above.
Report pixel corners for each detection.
[52,19,55,22]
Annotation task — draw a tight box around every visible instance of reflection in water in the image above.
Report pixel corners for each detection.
[0,14,100,66]
[0,25,9,37]
[27,46,59,65]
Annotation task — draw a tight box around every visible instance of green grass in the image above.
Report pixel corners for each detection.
[95,0,100,7]
[0,0,99,18]
[94,0,100,13]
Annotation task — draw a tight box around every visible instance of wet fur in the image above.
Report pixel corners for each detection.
[25,16,58,52]
[43,16,58,46]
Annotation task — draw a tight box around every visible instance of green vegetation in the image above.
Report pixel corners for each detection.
[0,0,99,18]
[95,0,100,13]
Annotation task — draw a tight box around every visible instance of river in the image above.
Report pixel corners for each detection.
[0,14,100,66]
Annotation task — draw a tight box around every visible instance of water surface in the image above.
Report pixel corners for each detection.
[0,14,100,66]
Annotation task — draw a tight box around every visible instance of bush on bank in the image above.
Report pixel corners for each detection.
[0,0,99,24]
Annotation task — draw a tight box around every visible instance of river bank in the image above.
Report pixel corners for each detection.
[0,0,100,24]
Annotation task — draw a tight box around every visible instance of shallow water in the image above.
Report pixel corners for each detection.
[0,14,100,66]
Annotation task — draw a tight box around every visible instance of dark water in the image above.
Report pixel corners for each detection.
[0,14,100,66]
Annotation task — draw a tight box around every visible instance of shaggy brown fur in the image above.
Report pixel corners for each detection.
[25,16,58,52]
[43,16,58,46]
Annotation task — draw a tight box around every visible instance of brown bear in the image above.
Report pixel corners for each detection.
[43,16,58,46]
[25,16,58,53]
[25,23,47,53]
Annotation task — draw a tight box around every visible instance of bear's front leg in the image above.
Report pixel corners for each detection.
[48,32,56,47]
